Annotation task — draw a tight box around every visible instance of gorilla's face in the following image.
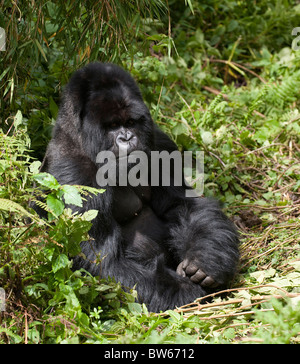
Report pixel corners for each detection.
[79,79,154,162]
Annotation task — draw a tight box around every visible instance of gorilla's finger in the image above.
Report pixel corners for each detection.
[185,263,199,276]
[201,276,216,287]
[181,258,189,270]
[176,261,186,277]
[190,269,206,283]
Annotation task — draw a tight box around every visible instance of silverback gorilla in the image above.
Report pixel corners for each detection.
[41,63,239,312]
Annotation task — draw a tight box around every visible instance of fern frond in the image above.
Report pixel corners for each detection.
[0,198,39,222]
[75,185,105,196]
[244,82,270,122]
[274,71,300,103]
[33,199,51,213]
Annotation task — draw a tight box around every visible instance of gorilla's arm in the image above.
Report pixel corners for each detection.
[151,128,239,288]
[42,138,118,250]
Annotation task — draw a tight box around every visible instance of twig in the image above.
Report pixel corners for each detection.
[190,308,274,321]
[210,59,267,84]
[173,284,299,315]
[208,151,226,168]
[24,311,28,344]
[246,143,289,155]
[273,162,300,189]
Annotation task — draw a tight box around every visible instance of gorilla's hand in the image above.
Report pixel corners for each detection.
[176,256,219,288]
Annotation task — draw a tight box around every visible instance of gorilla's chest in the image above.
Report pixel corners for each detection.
[112,186,167,257]
[112,186,151,224]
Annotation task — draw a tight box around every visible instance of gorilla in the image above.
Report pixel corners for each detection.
[41,62,239,312]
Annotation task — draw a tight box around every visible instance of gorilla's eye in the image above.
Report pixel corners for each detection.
[111,122,119,128]
[126,119,135,127]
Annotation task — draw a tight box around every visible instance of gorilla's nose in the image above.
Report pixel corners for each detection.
[116,130,138,154]
[117,131,134,144]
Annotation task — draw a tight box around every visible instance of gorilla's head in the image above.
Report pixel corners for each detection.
[58,63,154,162]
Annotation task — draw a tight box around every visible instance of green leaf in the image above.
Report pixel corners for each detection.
[0,328,22,343]
[35,39,47,62]
[29,161,42,174]
[147,34,168,42]
[52,254,70,273]
[172,122,189,136]
[127,302,143,314]
[34,173,60,190]
[289,261,300,272]
[165,310,181,322]
[201,131,213,145]
[49,97,59,119]
[46,194,64,216]
[81,209,98,221]
[223,328,235,340]
[227,19,239,32]
[62,185,83,207]
[14,110,23,129]
[59,284,81,312]
[104,292,117,299]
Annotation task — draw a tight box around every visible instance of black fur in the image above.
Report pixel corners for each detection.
[42,62,239,312]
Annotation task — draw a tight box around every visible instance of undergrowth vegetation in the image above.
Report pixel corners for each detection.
[0,0,300,343]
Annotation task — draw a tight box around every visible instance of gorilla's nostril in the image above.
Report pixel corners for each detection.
[117,131,133,144]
